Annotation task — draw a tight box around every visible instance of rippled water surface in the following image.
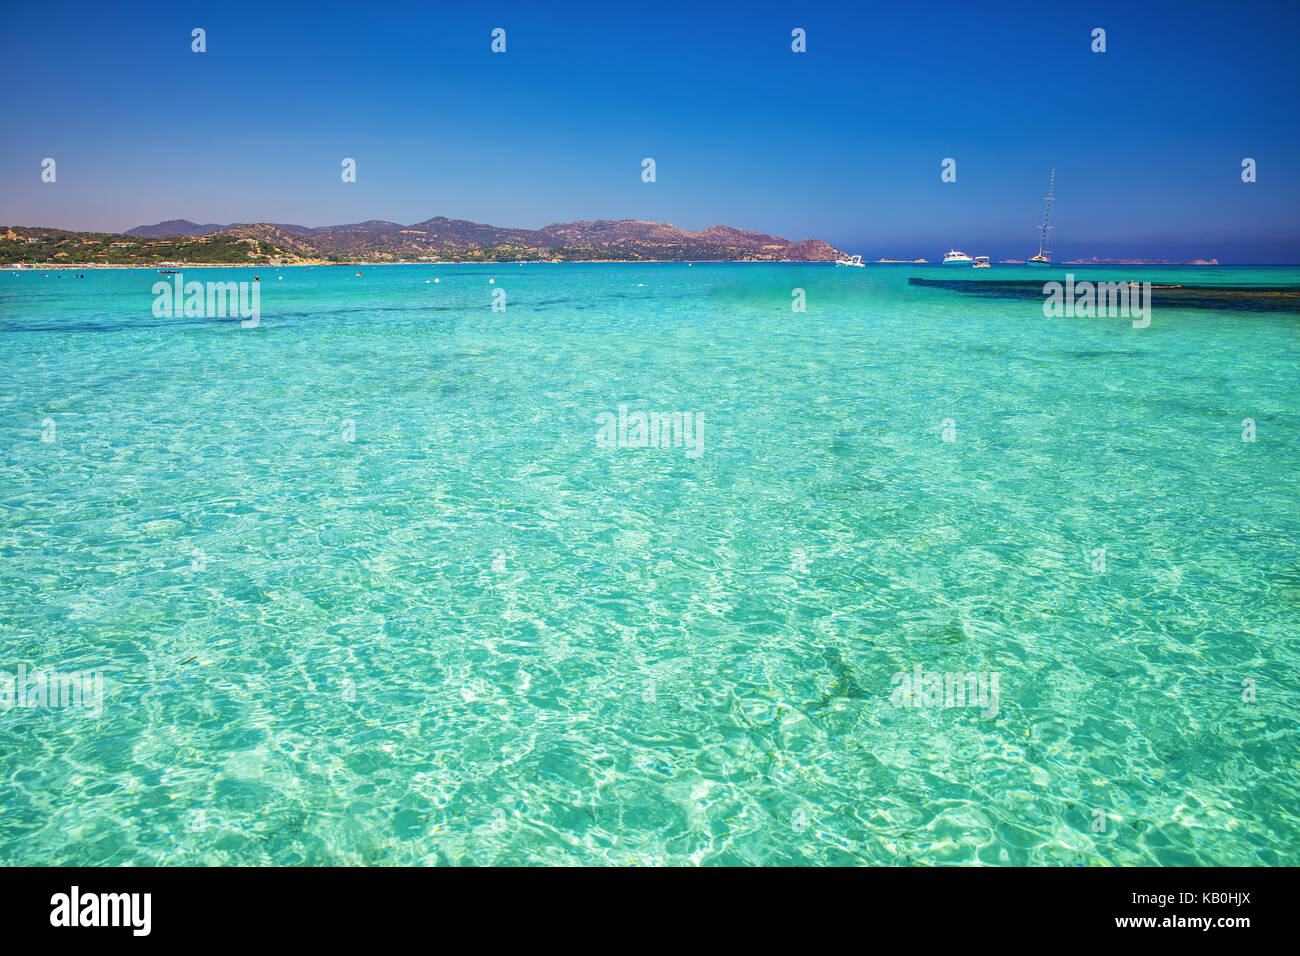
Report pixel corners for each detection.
[1,262,1297,865]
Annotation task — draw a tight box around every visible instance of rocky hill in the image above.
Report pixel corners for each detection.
[118,216,845,263]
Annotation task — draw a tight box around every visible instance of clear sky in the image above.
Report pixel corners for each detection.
[2,0,1297,261]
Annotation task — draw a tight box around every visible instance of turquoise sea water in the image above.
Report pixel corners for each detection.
[1,261,1297,866]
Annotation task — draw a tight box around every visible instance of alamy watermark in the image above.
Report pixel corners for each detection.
[1,664,105,717]
[891,663,1000,718]
[50,886,150,936]
[152,272,261,328]
[1043,274,1152,327]
[595,405,704,458]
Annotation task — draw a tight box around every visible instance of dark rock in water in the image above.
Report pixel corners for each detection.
[907,277,1300,313]
[933,623,966,645]
[822,647,869,699]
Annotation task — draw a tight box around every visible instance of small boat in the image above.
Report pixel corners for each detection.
[972,256,991,268]
[942,250,973,265]
[835,254,865,267]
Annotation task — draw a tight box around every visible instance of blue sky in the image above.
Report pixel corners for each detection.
[2,0,1297,261]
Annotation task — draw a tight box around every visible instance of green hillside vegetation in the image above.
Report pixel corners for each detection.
[0,227,295,265]
[2,219,846,265]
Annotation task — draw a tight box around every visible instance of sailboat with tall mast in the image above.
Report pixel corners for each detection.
[1027,168,1055,266]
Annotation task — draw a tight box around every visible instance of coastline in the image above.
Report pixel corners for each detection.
[4,259,846,270]
[9,260,1280,272]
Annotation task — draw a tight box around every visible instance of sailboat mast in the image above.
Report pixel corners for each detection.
[1038,168,1055,257]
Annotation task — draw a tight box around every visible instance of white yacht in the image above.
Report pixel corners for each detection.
[942,249,973,265]
[835,254,865,267]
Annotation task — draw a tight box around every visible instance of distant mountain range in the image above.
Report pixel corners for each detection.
[125,220,231,238]
[121,217,845,263]
[1062,257,1221,266]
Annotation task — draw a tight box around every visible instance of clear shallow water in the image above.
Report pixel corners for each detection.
[1,261,1297,866]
